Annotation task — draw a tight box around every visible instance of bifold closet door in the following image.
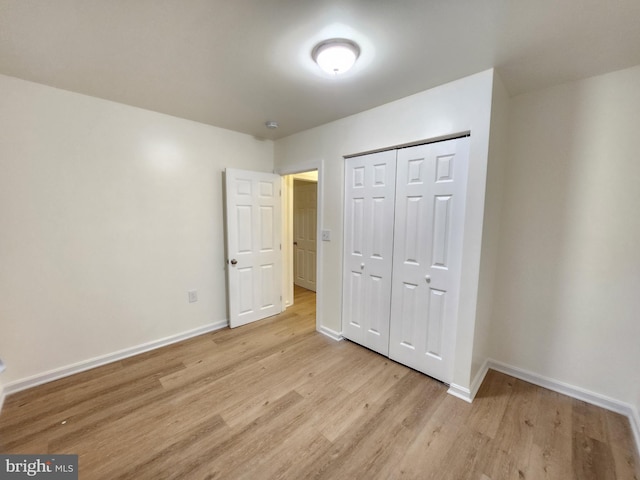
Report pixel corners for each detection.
[342,150,397,356]
[388,138,469,383]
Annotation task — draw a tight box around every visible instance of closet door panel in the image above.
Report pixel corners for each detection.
[342,151,397,355]
[389,138,469,383]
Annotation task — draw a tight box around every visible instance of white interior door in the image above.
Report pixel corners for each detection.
[293,180,317,291]
[342,150,397,356]
[225,168,282,328]
[388,138,469,383]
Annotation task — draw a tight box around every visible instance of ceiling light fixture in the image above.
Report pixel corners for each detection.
[312,38,360,75]
[265,120,279,129]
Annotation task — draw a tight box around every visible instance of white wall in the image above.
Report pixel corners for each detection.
[0,358,4,408]
[470,73,509,385]
[275,70,495,390]
[0,74,274,389]
[491,65,640,411]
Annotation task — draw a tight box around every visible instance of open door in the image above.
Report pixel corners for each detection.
[225,168,282,328]
[293,179,317,292]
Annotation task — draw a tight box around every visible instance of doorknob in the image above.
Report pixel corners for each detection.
[425,275,431,283]
[293,242,298,246]
[360,263,365,269]
[230,259,238,266]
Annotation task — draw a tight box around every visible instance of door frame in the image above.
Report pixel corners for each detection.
[275,160,324,335]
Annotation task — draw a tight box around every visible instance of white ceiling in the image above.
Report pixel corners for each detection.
[1,0,639,139]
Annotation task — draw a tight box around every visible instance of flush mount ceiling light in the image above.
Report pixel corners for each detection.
[312,38,360,75]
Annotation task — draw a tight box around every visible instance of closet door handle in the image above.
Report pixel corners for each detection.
[425,275,431,284]
[360,263,365,269]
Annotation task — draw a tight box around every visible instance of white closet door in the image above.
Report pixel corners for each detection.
[389,138,469,383]
[342,150,397,356]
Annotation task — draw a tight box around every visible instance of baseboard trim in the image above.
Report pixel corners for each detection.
[446,359,490,403]
[318,326,343,342]
[631,406,640,459]
[447,383,473,403]
[488,359,631,415]
[488,359,640,456]
[3,320,229,396]
[470,359,490,400]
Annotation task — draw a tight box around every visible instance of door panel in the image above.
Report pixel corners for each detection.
[432,195,452,267]
[388,138,469,383]
[238,267,254,314]
[225,168,282,328]
[426,288,446,358]
[347,271,363,327]
[399,281,419,348]
[342,150,397,356]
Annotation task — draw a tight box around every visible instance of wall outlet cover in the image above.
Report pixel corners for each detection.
[188,290,198,303]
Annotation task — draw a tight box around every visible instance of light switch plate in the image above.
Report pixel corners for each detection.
[321,230,331,241]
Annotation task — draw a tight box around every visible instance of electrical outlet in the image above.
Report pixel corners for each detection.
[322,230,331,241]
[188,290,198,303]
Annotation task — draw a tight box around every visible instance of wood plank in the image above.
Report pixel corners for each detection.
[318,358,412,442]
[300,370,436,480]
[0,288,637,479]
[573,398,609,443]
[396,393,475,479]
[573,431,617,480]
[527,387,574,479]
[486,377,541,478]
[465,370,514,439]
[1,363,182,451]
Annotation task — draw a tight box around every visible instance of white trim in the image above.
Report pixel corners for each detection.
[469,358,490,400]
[630,406,640,458]
[343,131,472,159]
[445,359,489,404]
[446,358,640,457]
[488,359,640,457]
[447,383,472,403]
[3,320,228,396]
[488,359,631,415]
[318,326,343,342]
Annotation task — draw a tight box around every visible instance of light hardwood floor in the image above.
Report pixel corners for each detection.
[1,286,638,479]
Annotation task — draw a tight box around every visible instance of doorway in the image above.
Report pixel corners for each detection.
[282,169,319,320]
[293,176,317,292]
